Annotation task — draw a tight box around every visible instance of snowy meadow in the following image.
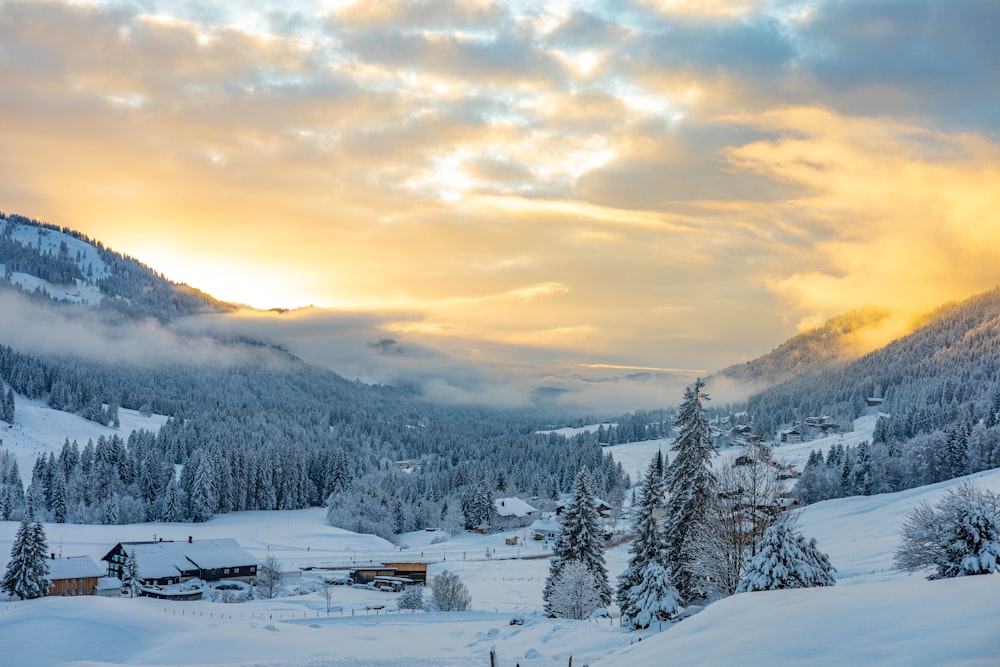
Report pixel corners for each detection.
[1,440,998,666]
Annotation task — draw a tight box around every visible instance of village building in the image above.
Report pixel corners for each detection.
[348,562,428,587]
[46,555,105,597]
[555,496,613,519]
[528,519,560,541]
[493,497,538,529]
[101,538,257,587]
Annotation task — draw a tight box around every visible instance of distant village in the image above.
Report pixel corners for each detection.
[32,495,607,602]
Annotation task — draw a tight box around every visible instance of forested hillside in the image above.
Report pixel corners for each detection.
[744,289,1000,503]
[0,214,628,537]
[717,307,894,390]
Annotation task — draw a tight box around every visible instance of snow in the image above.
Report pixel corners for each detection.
[0,402,998,665]
[493,497,537,518]
[0,269,106,305]
[538,422,614,438]
[3,219,111,280]
[0,394,169,485]
[46,555,104,580]
[598,575,1000,667]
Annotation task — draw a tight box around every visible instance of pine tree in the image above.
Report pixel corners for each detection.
[623,560,680,629]
[544,467,611,616]
[664,378,716,604]
[617,455,670,625]
[2,512,51,600]
[160,480,182,522]
[736,520,836,592]
[49,470,67,523]
[190,455,217,522]
[122,549,143,597]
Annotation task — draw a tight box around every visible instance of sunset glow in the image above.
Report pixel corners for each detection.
[1,0,998,409]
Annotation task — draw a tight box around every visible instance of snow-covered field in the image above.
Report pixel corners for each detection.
[0,466,997,666]
[1,404,998,666]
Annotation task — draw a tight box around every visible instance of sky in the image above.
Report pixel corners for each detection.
[2,0,1000,411]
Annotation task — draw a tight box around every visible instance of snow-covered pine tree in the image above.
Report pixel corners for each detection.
[664,378,716,604]
[736,520,836,592]
[623,560,680,629]
[122,548,143,597]
[547,560,604,620]
[190,454,217,523]
[2,387,14,424]
[617,454,671,625]
[2,511,51,599]
[543,467,612,616]
[160,480,182,522]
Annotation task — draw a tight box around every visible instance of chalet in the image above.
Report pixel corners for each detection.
[349,562,428,587]
[528,519,560,541]
[780,427,803,443]
[555,497,614,519]
[102,538,257,587]
[46,555,104,597]
[493,497,538,529]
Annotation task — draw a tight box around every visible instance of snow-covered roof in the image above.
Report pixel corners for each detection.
[120,542,196,579]
[47,556,104,580]
[116,539,255,578]
[529,520,560,534]
[179,539,257,569]
[95,577,122,591]
[494,497,538,518]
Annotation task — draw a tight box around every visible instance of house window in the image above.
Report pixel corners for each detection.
[224,569,230,574]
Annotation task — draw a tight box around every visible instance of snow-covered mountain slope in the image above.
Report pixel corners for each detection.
[0,394,169,484]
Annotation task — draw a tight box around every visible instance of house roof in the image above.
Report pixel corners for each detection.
[47,556,104,580]
[494,497,538,518]
[529,519,560,534]
[108,539,256,579]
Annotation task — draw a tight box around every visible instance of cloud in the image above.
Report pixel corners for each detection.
[1,0,999,414]
[0,287,250,367]
[723,106,1000,324]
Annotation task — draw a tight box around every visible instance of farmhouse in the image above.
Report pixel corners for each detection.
[47,555,104,597]
[493,497,538,529]
[101,538,257,587]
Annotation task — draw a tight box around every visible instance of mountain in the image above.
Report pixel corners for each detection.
[0,212,628,533]
[1,212,232,319]
[716,306,898,389]
[730,287,1000,505]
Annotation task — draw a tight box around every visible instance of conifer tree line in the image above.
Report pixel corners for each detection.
[0,340,628,535]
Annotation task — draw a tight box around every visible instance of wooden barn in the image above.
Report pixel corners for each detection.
[46,555,105,597]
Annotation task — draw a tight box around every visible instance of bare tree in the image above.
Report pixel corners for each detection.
[320,579,335,613]
[548,560,603,620]
[687,450,785,597]
[430,570,471,611]
[895,482,1000,579]
[398,585,424,611]
[255,555,282,600]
